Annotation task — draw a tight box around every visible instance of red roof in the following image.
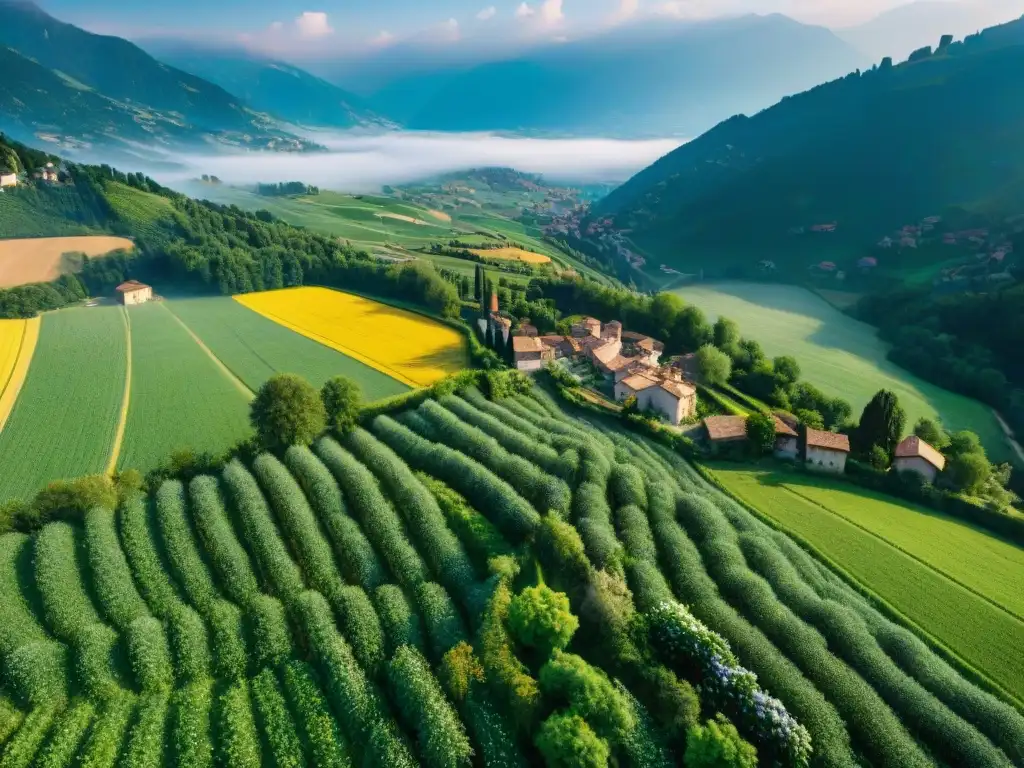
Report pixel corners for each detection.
[704,416,748,442]
[805,428,850,453]
[773,416,798,438]
[894,436,946,470]
[115,280,150,292]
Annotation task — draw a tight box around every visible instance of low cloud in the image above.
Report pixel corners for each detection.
[157,131,684,191]
[477,6,497,21]
[515,2,536,18]
[294,11,333,38]
[369,30,396,47]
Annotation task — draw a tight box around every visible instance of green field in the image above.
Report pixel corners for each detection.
[0,307,126,501]
[117,302,251,473]
[711,464,1024,701]
[103,181,173,239]
[166,296,409,399]
[675,282,1011,460]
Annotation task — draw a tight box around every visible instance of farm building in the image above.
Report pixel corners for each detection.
[512,336,548,372]
[805,428,850,474]
[704,416,749,453]
[774,416,799,459]
[0,172,16,188]
[614,369,696,426]
[116,280,153,305]
[893,435,946,483]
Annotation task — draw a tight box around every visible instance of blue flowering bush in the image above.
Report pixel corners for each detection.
[647,602,812,767]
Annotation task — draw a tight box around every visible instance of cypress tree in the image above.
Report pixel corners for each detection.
[474,265,482,302]
[504,328,515,365]
[486,322,495,350]
[853,389,906,457]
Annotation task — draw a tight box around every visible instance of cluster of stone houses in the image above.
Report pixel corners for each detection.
[0,162,60,189]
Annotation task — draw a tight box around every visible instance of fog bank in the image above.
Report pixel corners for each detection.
[155,131,684,191]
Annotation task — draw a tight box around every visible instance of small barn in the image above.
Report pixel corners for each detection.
[116,280,153,306]
[805,428,850,474]
[893,436,946,484]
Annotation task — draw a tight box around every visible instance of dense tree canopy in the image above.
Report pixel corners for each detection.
[853,390,906,458]
[251,374,327,451]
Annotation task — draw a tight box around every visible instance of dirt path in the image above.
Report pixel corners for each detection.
[992,410,1024,465]
[161,302,255,401]
[0,317,40,433]
[106,307,132,476]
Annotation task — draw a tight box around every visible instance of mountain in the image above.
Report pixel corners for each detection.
[139,41,393,130]
[0,1,314,154]
[837,0,1024,63]
[592,17,1024,273]
[361,14,868,138]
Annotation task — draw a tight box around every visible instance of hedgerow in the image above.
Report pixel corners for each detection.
[0,696,23,750]
[0,703,60,768]
[462,388,551,442]
[462,686,528,768]
[614,505,659,565]
[314,437,428,588]
[280,660,352,767]
[418,474,512,574]
[221,459,305,602]
[370,417,539,542]
[609,465,648,511]
[187,475,261,606]
[616,682,674,768]
[116,496,183,619]
[248,594,293,670]
[35,699,94,768]
[284,445,387,591]
[165,605,211,684]
[624,560,674,614]
[572,482,620,570]
[295,590,416,768]
[539,651,636,745]
[78,694,135,768]
[33,522,103,641]
[83,508,149,630]
[119,692,169,768]
[414,400,571,515]
[207,600,248,681]
[416,583,468,662]
[169,680,213,768]
[740,533,1011,768]
[374,585,426,656]
[675,493,930,768]
[125,616,173,693]
[3,641,69,709]
[215,679,262,768]
[153,481,220,612]
[0,534,50,656]
[337,585,386,676]
[73,623,121,701]
[479,581,540,731]
[343,428,476,600]
[388,645,473,768]
[251,668,304,768]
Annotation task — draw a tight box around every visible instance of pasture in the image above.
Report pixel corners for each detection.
[117,303,252,474]
[0,307,127,501]
[711,464,1024,702]
[166,296,409,400]
[235,287,468,388]
[0,236,134,287]
[1,388,1022,768]
[674,282,1011,460]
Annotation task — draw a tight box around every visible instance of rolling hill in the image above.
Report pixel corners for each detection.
[362,14,868,138]
[594,15,1024,272]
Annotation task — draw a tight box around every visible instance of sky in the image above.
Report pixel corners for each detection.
[40,0,957,55]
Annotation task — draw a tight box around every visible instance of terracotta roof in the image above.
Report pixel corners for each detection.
[620,373,660,393]
[582,317,601,327]
[704,416,748,442]
[894,436,946,470]
[805,428,850,453]
[605,320,622,329]
[773,416,798,438]
[660,379,696,399]
[591,341,621,365]
[115,280,150,292]
[636,337,665,353]
[513,337,543,354]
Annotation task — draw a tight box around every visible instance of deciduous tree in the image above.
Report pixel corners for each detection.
[321,376,362,435]
[251,374,326,451]
[697,344,732,387]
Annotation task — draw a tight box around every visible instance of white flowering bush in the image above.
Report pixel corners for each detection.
[648,602,812,767]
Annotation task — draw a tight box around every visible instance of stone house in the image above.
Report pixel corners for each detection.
[773,416,799,460]
[703,416,749,453]
[893,436,946,484]
[512,336,547,372]
[0,172,17,188]
[615,371,696,426]
[805,428,850,474]
[116,280,153,305]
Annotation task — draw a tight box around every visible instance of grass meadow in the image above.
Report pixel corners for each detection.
[117,303,251,473]
[711,464,1024,702]
[166,296,409,400]
[0,307,127,501]
[674,282,1011,461]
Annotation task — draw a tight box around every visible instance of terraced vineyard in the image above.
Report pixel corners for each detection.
[2,387,1023,768]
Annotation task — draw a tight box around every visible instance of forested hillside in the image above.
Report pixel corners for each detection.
[596,15,1024,270]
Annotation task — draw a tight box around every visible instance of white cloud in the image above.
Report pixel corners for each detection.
[268,20,284,31]
[515,2,535,18]
[611,0,640,23]
[369,29,395,46]
[294,11,333,38]
[540,0,565,24]
[477,6,497,20]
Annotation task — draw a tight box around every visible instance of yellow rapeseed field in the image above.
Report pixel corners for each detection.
[470,247,551,265]
[235,287,468,388]
[0,317,40,431]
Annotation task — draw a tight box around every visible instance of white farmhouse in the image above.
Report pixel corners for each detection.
[805,428,850,474]
[893,436,946,484]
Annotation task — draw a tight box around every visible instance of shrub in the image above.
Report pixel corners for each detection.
[126,616,173,692]
[250,373,327,451]
[374,584,426,656]
[35,699,94,768]
[616,682,675,768]
[343,428,476,599]
[463,388,550,442]
[83,507,149,630]
[120,692,170,768]
[462,686,529,768]
[535,517,593,599]
[280,660,352,766]
[169,680,214,768]
[535,712,610,768]
[0,704,61,768]
[322,375,363,434]
[16,475,118,533]
[3,641,69,709]
[187,475,260,606]
[248,594,293,670]
[116,495,182,619]
[389,645,474,768]
[686,715,758,768]
[166,605,211,684]
[34,522,103,640]
[314,436,428,588]
[614,505,658,565]
[370,416,540,541]
[215,679,262,768]
[73,623,120,701]
[507,584,578,658]
[624,560,674,614]
[153,480,219,612]
[284,445,387,590]
[78,694,135,768]
[480,582,541,731]
[337,585,386,676]
[208,599,248,681]
[439,642,485,703]
[539,651,636,745]
[416,582,469,662]
[251,668,304,768]
[0,534,51,656]
[420,473,513,575]
[221,459,305,602]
